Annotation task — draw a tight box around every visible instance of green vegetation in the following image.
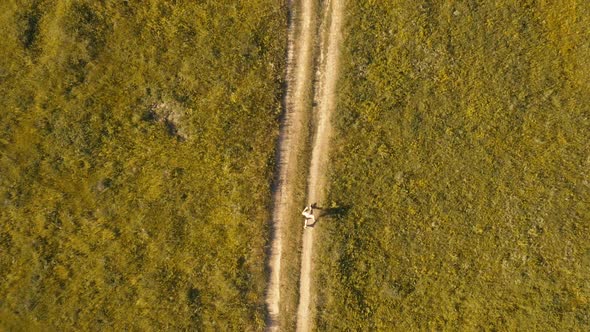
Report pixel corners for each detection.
[0,0,286,330]
[317,0,590,330]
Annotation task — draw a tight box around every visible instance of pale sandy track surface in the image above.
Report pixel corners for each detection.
[296,0,344,331]
[265,0,315,330]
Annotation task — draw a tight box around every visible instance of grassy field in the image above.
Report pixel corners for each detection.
[0,0,286,330]
[316,0,590,330]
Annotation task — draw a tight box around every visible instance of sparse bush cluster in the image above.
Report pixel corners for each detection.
[0,0,286,330]
[316,1,590,330]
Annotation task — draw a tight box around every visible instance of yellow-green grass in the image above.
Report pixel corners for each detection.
[316,1,589,330]
[0,0,286,330]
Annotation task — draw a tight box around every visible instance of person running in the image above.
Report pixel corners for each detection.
[302,205,315,229]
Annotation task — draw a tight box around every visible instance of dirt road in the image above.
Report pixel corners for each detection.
[296,0,344,331]
[265,0,315,330]
[265,0,343,329]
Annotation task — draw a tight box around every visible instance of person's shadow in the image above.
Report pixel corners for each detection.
[307,203,350,227]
